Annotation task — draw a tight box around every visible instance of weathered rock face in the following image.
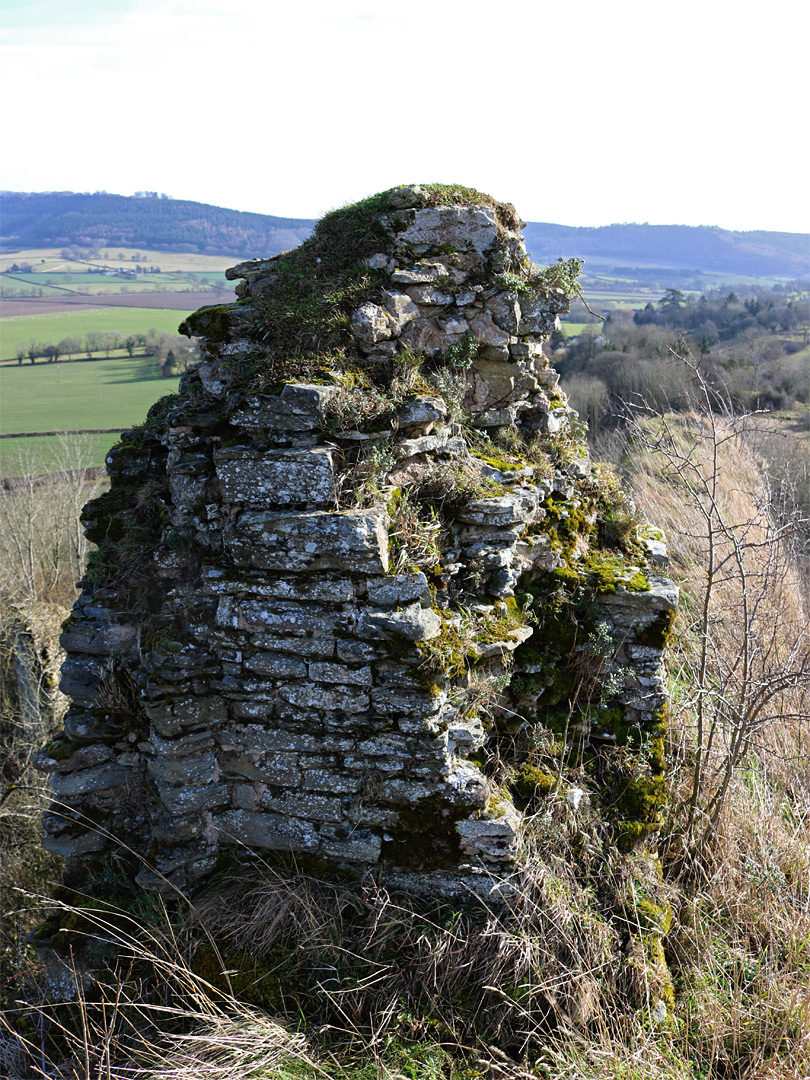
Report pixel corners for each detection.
[39,185,676,894]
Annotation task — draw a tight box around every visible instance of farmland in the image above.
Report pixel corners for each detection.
[0,353,181,475]
[0,305,196,360]
[0,246,238,274]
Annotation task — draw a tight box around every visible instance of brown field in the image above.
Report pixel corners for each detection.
[0,290,230,318]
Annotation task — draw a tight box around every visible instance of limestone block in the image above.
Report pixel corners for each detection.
[250,634,337,657]
[202,569,356,601]
[455,289,478,306]
[600,576,679,616]
[35,743,112,774]
[59,655,110,706]
[225,257,273,280]
[446,715,486,755]
[508,339,545,360]
[336,639,385,663]
[196,361,230,397]
[472,625,533,659]
[260,791,345,823]
[321,830,381,862]
[244,652,308,678]
[278,682,369,712]
[218,749,302,786]
[216,597,346,636]
[394,429,451,458]
[366,572,431,608]
[364,253,392,270]
[397,397,447,434]
[50,763,132,797]
[156,780,231,815]
[469,311,511,355]
[440,315,473,336]
[456,802,521,862]
[445,760,490,809]
[517,294,564,334]
[370,684,444,716]
[391,263,447,284]
[351,302,392,344]
[380,779,439,803]
[354,734,412,757]
[105,445,151,479]
[309,662,372,686]
[214,809,319,850]
[214,447,335,508]
[399,317,447,357]
[148,751,218,786]
[455,491,538,526]
[302,769,359,794]
[399,207,499,257]
[358,603,442,642]
[143,694,228,739]
[225,507,389,574]
[43,830,108,858]
[63,710,117,744]
[486,292,521,333]
[382,291,419,334]
[168,471,209,512]
[470,356,536,404]
[343,755,403,774]
[219,725,325,753]
[230,384,336,434]
[407,285,454,306]
[147,730,215,759]
[543,407,569,435]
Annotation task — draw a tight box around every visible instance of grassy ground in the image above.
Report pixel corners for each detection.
[1,431,127,476]
[0,354,180,474]
[0,306,193,359]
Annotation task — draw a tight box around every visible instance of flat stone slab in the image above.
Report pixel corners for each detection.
[214,447,335,508]
[225,507,389,574]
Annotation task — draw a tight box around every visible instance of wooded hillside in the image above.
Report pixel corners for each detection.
[3,191,808,276]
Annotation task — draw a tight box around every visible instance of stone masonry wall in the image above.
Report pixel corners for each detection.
[37,186,677,896]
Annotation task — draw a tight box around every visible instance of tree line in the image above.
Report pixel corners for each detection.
[12,329,199,375]
[2,191,314,257]
[558,282,810,436]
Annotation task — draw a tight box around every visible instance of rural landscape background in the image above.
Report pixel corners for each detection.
[2,190,807,476]
[1,184,809,1078]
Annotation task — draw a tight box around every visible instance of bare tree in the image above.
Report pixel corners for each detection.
[0,436,105,607]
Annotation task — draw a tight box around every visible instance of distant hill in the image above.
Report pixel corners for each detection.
[1,191,808,277]
[0,191,315,257]
[522,221,810,279]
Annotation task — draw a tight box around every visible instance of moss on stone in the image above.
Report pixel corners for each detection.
[178,303,234,343]
[41,734,76,762]
[634,608,677,649]
[508,764,558,810]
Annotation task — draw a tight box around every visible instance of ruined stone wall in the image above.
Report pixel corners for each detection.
[38,186,677,895]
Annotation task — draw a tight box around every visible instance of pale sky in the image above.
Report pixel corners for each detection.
[1,0,808,233]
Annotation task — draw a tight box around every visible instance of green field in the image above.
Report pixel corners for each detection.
[560,321,602,337]
[0,247,236,273]
[0,354,181,474]
[0,307,194,359]
[0,431,126,477]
